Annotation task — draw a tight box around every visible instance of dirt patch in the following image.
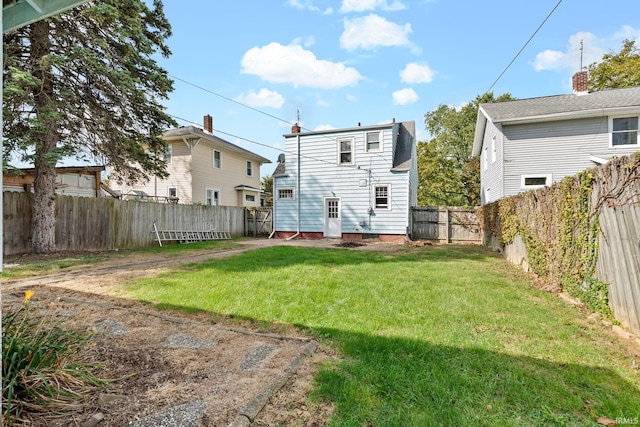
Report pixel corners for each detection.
[1,239,348,426]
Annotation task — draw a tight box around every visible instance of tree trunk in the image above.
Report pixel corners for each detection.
[30,20,58,254]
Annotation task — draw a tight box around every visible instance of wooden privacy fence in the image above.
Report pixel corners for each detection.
[3,192,246,255]
[411,206,481,243]
[245,208,273,236]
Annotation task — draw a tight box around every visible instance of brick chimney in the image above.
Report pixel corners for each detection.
[291,123,301,134]
[572,71,588,94]
[204,114,213,133]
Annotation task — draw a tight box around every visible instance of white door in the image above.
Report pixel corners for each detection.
[324,197,341,238]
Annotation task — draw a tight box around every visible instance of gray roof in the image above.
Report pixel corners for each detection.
[472,86,640,157]
[164,126,271,164]
[481,86,640,122]
[391,121,415,171]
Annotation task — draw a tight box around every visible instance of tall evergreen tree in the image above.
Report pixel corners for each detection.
[418,92,513,207]
[3,0,176,253]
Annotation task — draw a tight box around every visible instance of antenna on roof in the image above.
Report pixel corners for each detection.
[296,108,301,124]
[580,39,584,70]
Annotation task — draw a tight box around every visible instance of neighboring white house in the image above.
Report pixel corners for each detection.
[113,115,271,207]
[272,120,417,241]
[472,71,640,205]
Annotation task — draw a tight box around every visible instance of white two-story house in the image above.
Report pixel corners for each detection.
[272,120,417,241]
[472,72,640,204]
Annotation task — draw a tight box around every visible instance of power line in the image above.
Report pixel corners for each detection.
[484,0,564,95]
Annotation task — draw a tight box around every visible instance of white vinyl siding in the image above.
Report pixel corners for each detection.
[275,124,414,235]
[501,117,629,198]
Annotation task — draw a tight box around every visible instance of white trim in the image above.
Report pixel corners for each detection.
[609,115,639,148]
[246,160,254,177]
[491,135,496,164]
[365,131,382,152]
[213,149,222,169]
[520,174,552,189]
[277,186,296,200]
[590,155,610,165]
[338,137,355,165]
[483,146,488,171]
[205,187,220,206]
[373,183,391,210]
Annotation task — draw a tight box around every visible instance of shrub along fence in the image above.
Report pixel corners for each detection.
[3,192,246,255]
[478,153,640,335]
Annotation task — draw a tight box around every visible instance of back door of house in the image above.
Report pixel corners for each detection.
[324,197,341,238]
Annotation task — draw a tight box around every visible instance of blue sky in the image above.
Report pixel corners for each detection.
[45,0,638,177]
[156,0,640,177]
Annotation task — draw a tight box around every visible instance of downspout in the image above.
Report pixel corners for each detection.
[268,180,276,238]
[287,131,301,240]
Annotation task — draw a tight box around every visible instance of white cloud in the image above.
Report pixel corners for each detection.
[340,0,406,13]
[532,27,640,72]
[340,14,419,53]
[323,7,334,15]
[241,42,363,89]
[392,88,418,105]
[236,88,285,109]
[317,98,330,107]
[400,62,435,84]
[346,93,357,102]
[315,124,336,131]
[287,0,320,12]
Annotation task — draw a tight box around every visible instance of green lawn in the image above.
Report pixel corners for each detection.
[126,244,640,426]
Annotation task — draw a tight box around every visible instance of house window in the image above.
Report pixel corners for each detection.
[483,147,488,171]
[213,150,222,169]
[245,194,256,202]
[168,187,177,199]
[485,188,491,204]
[491,136,496,163]
[164,145,172,164]
[246,160,253,176]
[521,174,552,189]
[611,116,639,146]
[205,188,220,206]
[374,185,390,209]
[366,132,380,152]
[278,187,295,200]
[339,138,353,164]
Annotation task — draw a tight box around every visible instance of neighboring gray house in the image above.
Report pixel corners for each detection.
[472,71,640,204]
[272,120,417,241]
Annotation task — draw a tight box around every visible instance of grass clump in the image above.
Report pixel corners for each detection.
[2,291,104,426]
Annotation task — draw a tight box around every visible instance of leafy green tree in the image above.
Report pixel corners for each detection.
[261,175,273,207]
[588,39,640,90]
[3,0,176,253]
[419,92,513,207]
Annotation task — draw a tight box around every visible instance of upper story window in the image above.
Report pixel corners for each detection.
[213,150,222,169]
[338,138,353,164]
[611,116,639,146]
[246,160,253,176]
[366,132,381,152]
[483,147,488,171]
[491,136,496,163]
[163,145,172,164]
[278,187,295,200]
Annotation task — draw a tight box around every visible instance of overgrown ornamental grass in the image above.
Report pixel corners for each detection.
[126,245,640,426]
[2,293,105,426]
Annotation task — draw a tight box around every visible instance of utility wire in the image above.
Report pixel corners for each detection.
[484,0,564,95]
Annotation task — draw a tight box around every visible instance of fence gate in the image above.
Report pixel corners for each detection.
[411,206,481,243]
[245,208,273,236]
